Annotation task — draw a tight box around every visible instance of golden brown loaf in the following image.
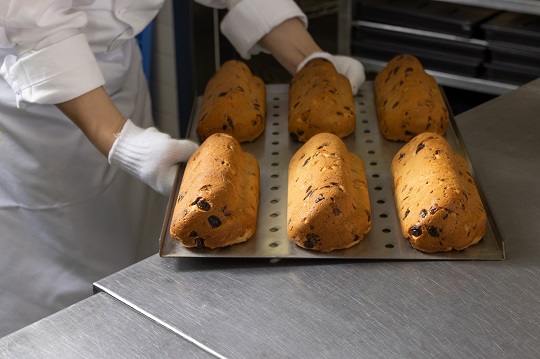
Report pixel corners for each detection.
[287,133,372,252]
[196,60,266,143]
[391,132,487,253]
[374,54,449,142]
[289,58,356,142]
[170,133,260,249]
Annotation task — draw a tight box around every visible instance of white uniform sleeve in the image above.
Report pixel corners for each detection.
[194,0,308,59]
[0,0,105,107]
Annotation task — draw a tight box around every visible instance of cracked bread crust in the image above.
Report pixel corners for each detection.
[391,132,487,253]
[196,60,266,143]
[170,133,259,249]
[288,58,356,143]
[287,133,372,252]
[374,54,449,142]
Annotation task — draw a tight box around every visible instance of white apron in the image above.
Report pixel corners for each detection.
[0,0,306,337]
[0,39,166,336]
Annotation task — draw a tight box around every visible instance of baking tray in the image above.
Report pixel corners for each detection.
[351,39,482,78]
[488,42,540,68]
[481,11,540,49]
[352,23,488,60]
[482,62,540,85]
[353,0,500,38]
[159,82,505,260]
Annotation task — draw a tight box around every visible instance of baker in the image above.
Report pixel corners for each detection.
[0,0,365,336]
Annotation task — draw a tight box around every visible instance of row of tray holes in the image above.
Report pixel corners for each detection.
[356,97,395,248]
[268,99,285,250]
[266,95,395,250]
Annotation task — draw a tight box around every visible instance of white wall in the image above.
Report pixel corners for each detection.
[151,0,180,139]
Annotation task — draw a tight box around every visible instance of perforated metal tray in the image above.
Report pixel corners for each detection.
[159,82,504,260]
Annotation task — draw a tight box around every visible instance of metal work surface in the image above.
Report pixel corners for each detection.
[0,292,214,359]
[95,79,540,359]
[160,83,503,260]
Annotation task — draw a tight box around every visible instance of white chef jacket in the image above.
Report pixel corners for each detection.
[0,0,307,337]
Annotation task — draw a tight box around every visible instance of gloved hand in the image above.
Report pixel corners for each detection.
[108,119,199,196]
[296,52,366,95]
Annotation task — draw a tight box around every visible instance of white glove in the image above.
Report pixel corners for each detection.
[296,52,366,95]
[108,120,199,196]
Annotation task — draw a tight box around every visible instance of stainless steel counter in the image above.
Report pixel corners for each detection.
[4,79,538,358]
[0,292,214,359]
[93,79,540,358]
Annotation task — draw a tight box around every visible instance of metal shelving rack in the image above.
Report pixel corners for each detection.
[339,0,540,95]
[297,0,339,18]
[434,0,540,15]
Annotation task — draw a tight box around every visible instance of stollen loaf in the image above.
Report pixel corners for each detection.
[289,58,356,142]
[287,133,372,252]
[196,60,266,143]
[391,132,487,253]
[374,54,449,142]
[170,133,259,249]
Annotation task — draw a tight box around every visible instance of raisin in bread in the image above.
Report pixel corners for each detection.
[289,58,356,142]
[391,132,487,253]
[287,132,372,252]
[170,133,259,249]
[196,60,266,143]
[374,54,449,142]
